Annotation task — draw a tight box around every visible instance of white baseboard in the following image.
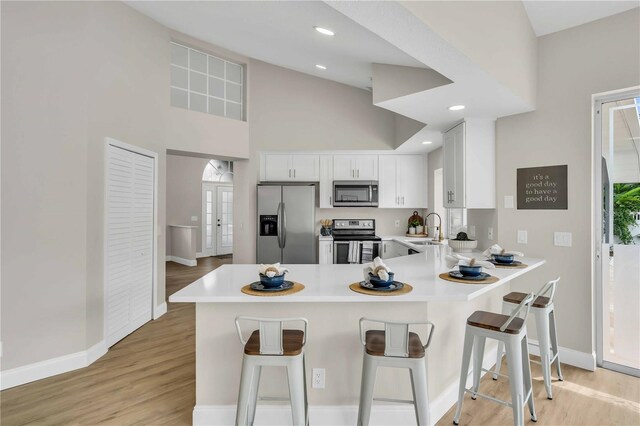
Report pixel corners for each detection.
[154,302,168,320]
[527,338,596,371]
[196,252,208,258]
[166,255,197,266]
[1,340,108,391]
[193,346,498,426]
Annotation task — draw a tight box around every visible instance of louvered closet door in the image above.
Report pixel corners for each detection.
[106,145,154,347]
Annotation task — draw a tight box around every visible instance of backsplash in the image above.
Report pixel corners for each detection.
[316,208,428,236]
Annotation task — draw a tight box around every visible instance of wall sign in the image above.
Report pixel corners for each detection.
[517,165,568,210]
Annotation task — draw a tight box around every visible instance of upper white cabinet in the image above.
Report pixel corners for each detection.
[319,155,333,208]
[333,155,378,180]
[379,155,426,208]
[443,120,495,208]
[262,154,319,182]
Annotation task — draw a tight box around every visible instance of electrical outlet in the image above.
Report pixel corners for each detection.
[488,227,494,240]
[517,230,528,244]
[191,215,198,222]
[554,231,572,247]
[312,368,325,389]
[394,220,400,228]
[504,195,514,209]
[469,225,476,238]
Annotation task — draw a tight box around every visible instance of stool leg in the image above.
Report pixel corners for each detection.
[302,354,309,425]
[521,335,537,422]
[493,341,504,380]
[287,355,306,426]
[505,337,524,426]
[247,366,262,425]
[549,310,564,381]
[535,310,553,399]
[358,354,377,426]
[453,329,474,425]
[409,359,430,426]
[471,336,486,399]
[236,356,255,426]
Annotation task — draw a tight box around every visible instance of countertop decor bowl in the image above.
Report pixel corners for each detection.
[259,273,286,288]
[368,272,395,288]
[459,265,482,277]
[448,239,478,253]
[493,254,514,264]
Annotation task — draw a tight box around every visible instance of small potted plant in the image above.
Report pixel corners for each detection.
[320,219,333,236]
[408,218,421,234]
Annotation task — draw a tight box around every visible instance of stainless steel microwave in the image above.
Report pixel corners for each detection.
[333,181,379,207]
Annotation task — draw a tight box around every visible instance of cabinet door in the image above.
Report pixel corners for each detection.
[319,155,333,208]
[378,157,398,208]
[355,155,379,180]
[396,155,424,208]
[443,123,465,208]
[319,241,333,264]
[333,155,354,180]
[291,155,319,181]
[264,154,292,181]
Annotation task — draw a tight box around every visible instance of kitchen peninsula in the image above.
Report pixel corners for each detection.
[170,246,545,425]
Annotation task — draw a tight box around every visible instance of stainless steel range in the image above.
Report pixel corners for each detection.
[332,219,382,264]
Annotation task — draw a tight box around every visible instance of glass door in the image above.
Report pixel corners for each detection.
[201,183,217,256]
[216,186,233,255]
[596,94,640,376]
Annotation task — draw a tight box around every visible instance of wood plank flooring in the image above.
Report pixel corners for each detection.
[2,254,639,425]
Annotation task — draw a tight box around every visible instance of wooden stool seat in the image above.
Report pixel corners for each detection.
[244,330,304,356]
[467,311,525,334]
[365,330,425,358]
[504,291,551,308]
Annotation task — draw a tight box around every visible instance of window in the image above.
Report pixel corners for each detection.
[203,159,233,182]
[170,42,244,121]
[447,208,467,239]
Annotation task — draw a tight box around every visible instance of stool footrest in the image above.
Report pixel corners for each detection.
[257,396,290,402]
[551,353,559,363]
[482,367,507,379]
[373,397,414,405]
[464,388,512,408]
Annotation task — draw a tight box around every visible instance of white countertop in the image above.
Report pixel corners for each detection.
[169,246,545,304]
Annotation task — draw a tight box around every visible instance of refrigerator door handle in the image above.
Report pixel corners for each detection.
[281,203,287,248]
[277,202,284,249]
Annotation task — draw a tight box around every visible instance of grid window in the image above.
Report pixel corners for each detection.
[169,42,244,121]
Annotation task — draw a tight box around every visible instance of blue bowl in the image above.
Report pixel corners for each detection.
[493,254,514,264]
[459,265,482,277]
[368,272,395,288]
[259,273,286,288]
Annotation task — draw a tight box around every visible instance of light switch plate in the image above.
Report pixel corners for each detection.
[554,232,572,247]
[517,230,528,244]
[394,220,400,228]
[504,195,514,209]
[469,225,476,238]
[191,215,198,222]
[488,227,494,240]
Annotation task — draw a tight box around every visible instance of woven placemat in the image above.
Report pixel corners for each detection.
[438,272,499,285]
[491,262,528,269]
[241,282,305,297]
[349,282,413,296]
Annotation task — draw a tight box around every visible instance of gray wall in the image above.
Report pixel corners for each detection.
[1,1,249,371]
[494,8,640,352]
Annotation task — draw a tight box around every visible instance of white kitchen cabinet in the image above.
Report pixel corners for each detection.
[319,239,333,264]
[379,155,426,208]
[333,155,378,181]
[443,120,495,208]
[262,154,319,182]
[382,240,408,259]
[319,155,333,208]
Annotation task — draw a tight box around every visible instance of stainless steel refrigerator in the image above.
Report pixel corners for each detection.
[257,184,316,264]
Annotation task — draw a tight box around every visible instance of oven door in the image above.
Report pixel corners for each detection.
[333,181,378,207]
[333,241,381,264]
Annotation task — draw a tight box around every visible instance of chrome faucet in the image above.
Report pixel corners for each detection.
[425,212,444,242]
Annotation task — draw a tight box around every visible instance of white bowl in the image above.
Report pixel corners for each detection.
[448,239,478,253]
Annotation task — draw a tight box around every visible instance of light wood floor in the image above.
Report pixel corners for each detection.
[2,255,639,425]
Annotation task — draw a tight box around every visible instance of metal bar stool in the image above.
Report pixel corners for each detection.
[453,294,537,426]
[357,317,435,426]
[234,316,309,426]
[493,277,563,399]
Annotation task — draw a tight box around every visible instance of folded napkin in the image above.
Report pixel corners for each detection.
[483,244,524,258]
[259,263,288,278]
[363,257,392,282]
[445,254,495,270]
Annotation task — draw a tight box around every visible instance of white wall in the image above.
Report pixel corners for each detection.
[1,1,249,372]
[495,8,640,353]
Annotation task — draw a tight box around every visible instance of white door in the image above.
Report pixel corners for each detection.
[378,156,398,208]
[397,155,424,208]
[443,122,465,208]
[333,155,354,180]
[202,183,217,256]
[291,155,320,181]
[355,155,379,180]
[319,155,334,208]
[216,186,234,255]
[105,144,154,348]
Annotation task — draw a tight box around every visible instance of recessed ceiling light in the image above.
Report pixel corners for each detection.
[315,64,327,70]
[422,141,433,145]
[448,105,466,111]
[314,26,335,36]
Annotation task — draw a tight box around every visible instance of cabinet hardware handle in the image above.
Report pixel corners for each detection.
[402,196,405,205]
[329,196,332,205]
[357,169,359,178]
[294,169,296,178]
[289,169,291,178]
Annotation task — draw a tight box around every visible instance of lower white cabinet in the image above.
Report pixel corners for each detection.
[381,240,408,259]
[319,239,333,264]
